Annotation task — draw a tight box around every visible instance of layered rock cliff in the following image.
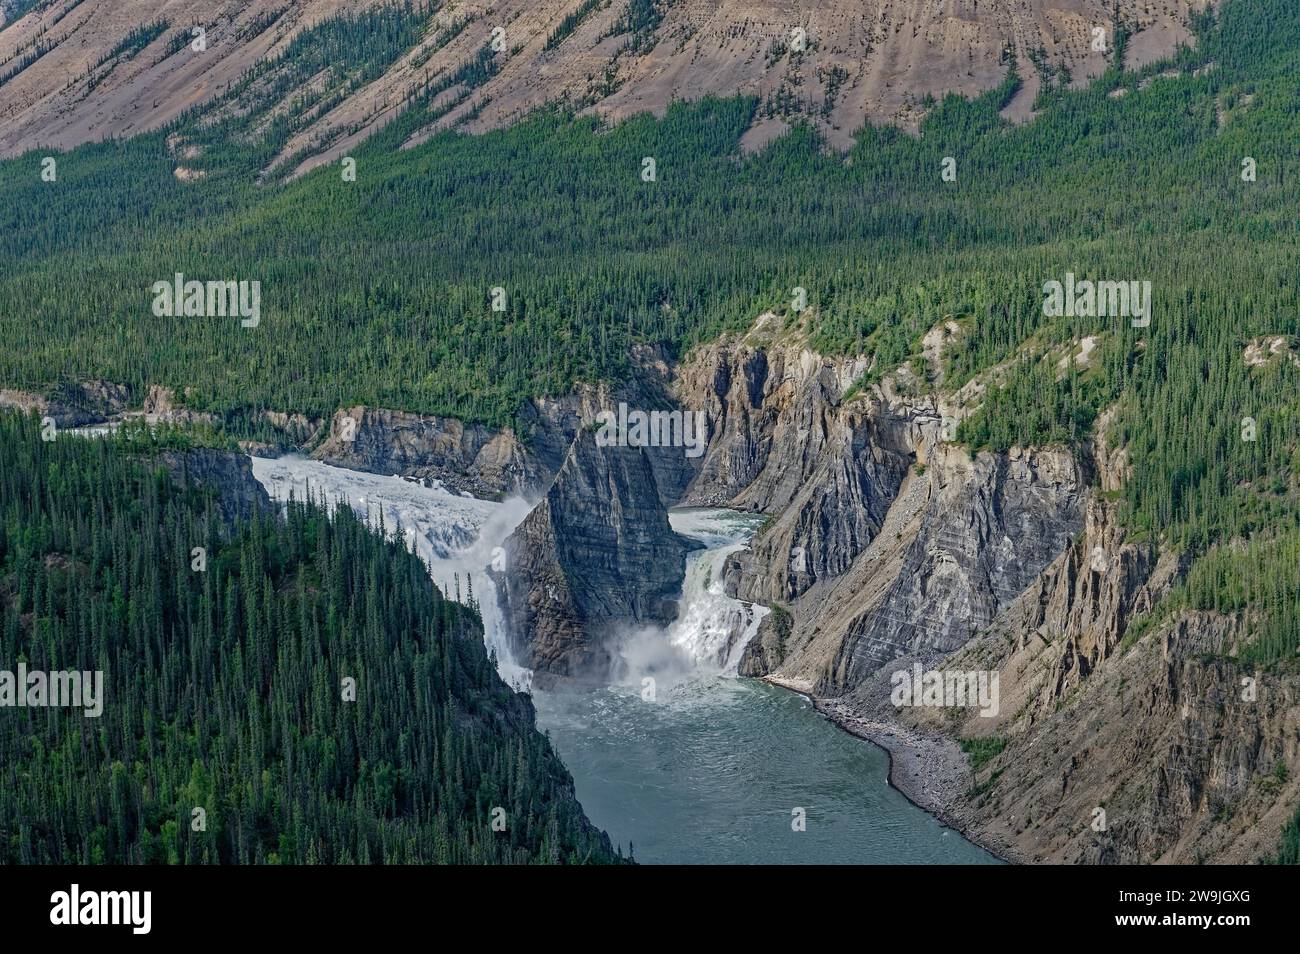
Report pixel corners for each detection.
[666,315,1298,864]
[153,447,273,527]
[484,314,1091,699]
[678,321,912,603]
[312,344,698,503]
[673,320,1083,697]
[0,380,129,427]
[490,429,695,684]
[314,405,545,498]
[832,465,1299,864]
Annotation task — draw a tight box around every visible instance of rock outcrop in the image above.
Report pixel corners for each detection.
[153,447,272,527]
[312,345,697,503]
[314,405,545,498]
[491,430,695,684]
[0,380,129,427]
[140,385,220,428]
[679,323,912,604]
[941,604,1300,864]
[807,443,1085,694]
[874,487,1299,864]
[674,320,1084,697]
[664,316,1298,864]
[738,604,792,677]
[799,417,1298,865]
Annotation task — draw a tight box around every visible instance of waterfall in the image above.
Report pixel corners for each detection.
[664,509,769,674]
[250,457,768,688]
[246,460,994,865]
[250,456,533,689]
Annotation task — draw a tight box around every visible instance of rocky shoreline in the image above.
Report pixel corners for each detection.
[763,674,1018,864]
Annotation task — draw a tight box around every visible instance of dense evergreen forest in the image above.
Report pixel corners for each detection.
[1277,804,1300,864]
[0,414,623,863]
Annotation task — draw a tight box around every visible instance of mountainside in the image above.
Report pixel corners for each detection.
[677,316,1300,864]
[685,327,1088,691]
[2,0,1288,443]
[0,0,1211,165]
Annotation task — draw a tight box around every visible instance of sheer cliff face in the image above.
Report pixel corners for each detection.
[683,329,877,586]
[312,345,696,502]
[672,321,1297,864]
[677,333,912,595]
[492,430,694,683]
[314,406,545,498]
[808,443,1085,694]
[155,447,273,527]
[906,502,1299,864]
[0,0,1213,164]
[679,327,1084,694]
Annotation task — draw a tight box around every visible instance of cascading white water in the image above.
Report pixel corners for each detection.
[249,456,533,689]
[248,456,995,864]
[663,509,769,673]
[250,457,769,689]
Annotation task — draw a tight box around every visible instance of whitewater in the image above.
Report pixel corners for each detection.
[250,454,998,864]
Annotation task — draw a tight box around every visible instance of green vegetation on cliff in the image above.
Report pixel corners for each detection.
[0,413,621,864]
[1276,803,1300,864]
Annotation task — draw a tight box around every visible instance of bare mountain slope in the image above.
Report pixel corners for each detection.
[0,1,363,155]
[0,0,1211,166]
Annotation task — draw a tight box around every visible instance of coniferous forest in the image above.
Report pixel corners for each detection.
[0,414,622,864]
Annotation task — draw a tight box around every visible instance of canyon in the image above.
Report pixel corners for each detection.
[21,293,1299,863]
[235,306,1295,865]
[4,0,1292,868]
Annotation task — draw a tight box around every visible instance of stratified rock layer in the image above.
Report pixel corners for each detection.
[492,430,693,682]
